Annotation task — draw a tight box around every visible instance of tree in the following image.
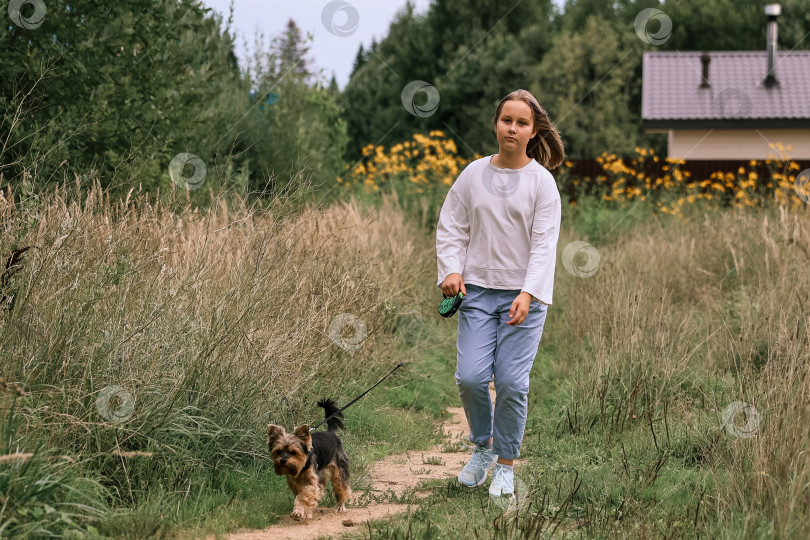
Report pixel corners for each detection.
[659,0,810,52]
[340,2,434,159]
[240,20,348,195]
[351,44,367,73]
[660,0,765,52]
[777,0,810,50]
[426,0,554,64]
[534,15,642,158]
[276,19,314,84]
[0,0,247,193]
[337,0,810,164]
[340,0,556,161]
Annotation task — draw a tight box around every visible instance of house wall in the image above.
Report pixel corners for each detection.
[668,129,810,159]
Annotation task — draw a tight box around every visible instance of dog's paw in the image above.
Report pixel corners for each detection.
[337,503,347,513]
[291,508,314,520]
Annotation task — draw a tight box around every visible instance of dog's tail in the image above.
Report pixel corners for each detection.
[317,398,344,432]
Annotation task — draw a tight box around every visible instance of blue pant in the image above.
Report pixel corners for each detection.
[455,284,548,459]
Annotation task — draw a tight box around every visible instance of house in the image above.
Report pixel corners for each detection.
[641,4,810,160]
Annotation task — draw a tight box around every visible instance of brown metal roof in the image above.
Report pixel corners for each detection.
[642,51,810,127]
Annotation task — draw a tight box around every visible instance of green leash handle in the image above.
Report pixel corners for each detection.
[438,291,465,318]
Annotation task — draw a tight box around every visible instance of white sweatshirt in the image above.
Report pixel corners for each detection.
[435,155,562,305]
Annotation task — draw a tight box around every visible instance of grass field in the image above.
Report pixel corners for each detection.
[1,177,809,538]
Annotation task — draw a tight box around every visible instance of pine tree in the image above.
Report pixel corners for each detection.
[276,19,313,83]
[352,44,367,73]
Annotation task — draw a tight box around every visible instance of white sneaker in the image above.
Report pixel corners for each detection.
[488,463,515,496]
[458,444,496,487]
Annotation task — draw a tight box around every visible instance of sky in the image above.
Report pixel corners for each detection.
[201,0,434,89]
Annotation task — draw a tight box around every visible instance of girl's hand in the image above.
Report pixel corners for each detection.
[441,273,467,297]
[506,292,533,325]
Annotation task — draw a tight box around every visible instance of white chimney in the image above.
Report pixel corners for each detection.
[765,4,781,87]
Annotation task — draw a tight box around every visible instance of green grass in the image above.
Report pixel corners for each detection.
[171,315,463,538]
[339,198,810,538]
[349,356,718,539]
[4,185,808,539]
[172,336,462,538]
[0,181,465,539]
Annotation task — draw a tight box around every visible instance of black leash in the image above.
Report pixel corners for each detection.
[309,363,404,432]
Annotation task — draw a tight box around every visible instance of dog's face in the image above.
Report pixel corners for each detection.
[267,424,311,476]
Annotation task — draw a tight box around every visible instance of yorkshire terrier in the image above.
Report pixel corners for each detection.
[267,398,351,519]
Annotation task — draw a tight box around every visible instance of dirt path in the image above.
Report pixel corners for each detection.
[226,385,507,540]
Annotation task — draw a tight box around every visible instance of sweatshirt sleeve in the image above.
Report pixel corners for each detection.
[521,193,561,305]
[436,187,470,288]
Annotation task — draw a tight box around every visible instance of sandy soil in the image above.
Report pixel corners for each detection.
[224,385,508,540]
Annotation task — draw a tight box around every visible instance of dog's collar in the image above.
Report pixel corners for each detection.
[296,443,314,478]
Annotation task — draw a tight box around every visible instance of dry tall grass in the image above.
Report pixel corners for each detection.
[2,175,808,536]
[548,203,810,536]
[0,178,435,540]
[0,180,431,419]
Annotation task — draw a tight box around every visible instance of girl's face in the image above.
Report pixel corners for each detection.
[494,100,538,153]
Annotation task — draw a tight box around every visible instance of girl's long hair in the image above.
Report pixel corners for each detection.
[492,89,565,170]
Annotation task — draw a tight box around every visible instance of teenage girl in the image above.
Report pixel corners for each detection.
[436,89,564,496]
